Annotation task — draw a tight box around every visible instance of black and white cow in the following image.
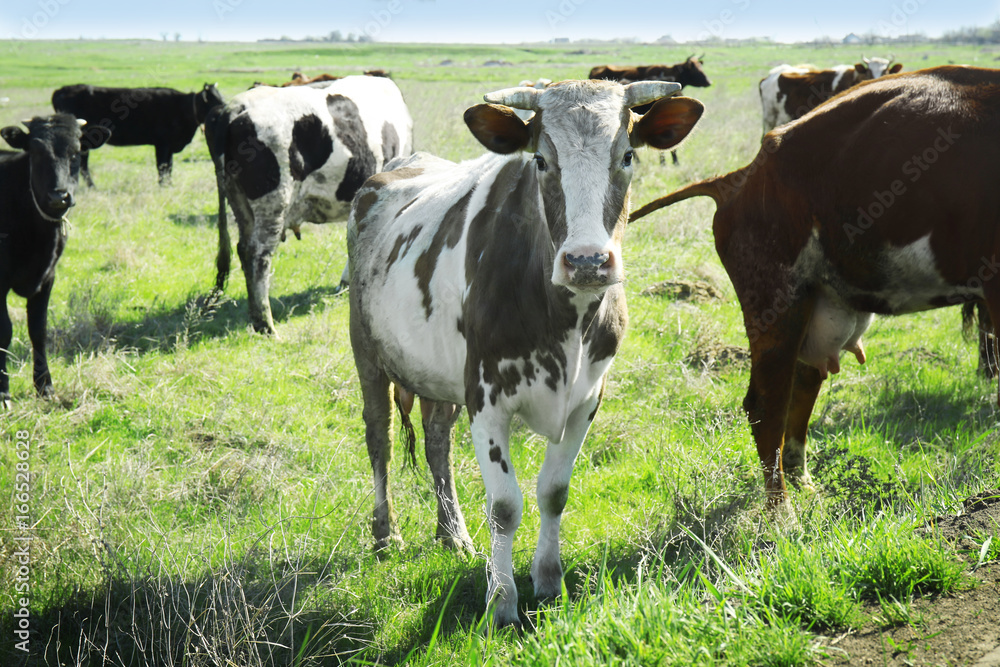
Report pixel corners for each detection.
[348,80,703,626]
[205,75,412,334]
[51,83,223,186]
[1,114,111,409]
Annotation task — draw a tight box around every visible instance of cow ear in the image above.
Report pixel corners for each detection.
[1,126,29,150]
[464,104,531,155]
[81,125,112,150]
[632,96,704,150]
[854,63,868,74]
[889,63,903,74]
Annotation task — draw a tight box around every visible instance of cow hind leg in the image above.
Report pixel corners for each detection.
[782,362,825,490]
[980,288,1000,406]
[471,416,522,627]
[354,359,402,550]
[420,398,474,552]
[743,300,815,511]
[1,294,12,409]
[977,302,998,379]
[155,144,173,186]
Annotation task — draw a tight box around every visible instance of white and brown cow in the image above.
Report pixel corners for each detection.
[759,56,902,134]
[631,65,1000,513]
[348,80,703,626]
[205,75,412,334]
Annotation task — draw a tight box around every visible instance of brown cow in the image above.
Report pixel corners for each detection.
[759,56,902,133]
[631,66,999,511]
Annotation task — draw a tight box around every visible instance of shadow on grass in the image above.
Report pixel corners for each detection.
[46,283,347,361]
[0,559,370,667]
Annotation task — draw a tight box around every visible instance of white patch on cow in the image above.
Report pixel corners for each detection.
[829,64,854,92]
[875,233,980,310]
[355,152,495,403]
[759,64,813,132]
[536,88,627,288]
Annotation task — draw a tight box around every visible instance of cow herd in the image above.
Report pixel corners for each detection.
[3,54,999,628]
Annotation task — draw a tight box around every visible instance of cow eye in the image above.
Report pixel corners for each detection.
[622,149,634,168]
[533,153,547,172]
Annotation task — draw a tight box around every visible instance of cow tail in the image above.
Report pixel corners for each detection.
[393,392,419,469]
[203,106,231,292]
[628,172,741,223]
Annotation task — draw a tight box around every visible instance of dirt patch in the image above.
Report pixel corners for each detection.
[821,490,1000,666]
[684,341,750,372]
[641,279,724,303]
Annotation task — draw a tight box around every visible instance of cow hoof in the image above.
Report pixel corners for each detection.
[437,533,475,554]
[1,394,11,411]
[333,281,349,296]
[373,533,405,556]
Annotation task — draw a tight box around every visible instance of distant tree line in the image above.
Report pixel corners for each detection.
[940,20,1000,44]
[269,30,374,43]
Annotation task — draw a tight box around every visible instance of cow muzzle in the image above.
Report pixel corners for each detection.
[46,189,74,212]
[559,247,621,290]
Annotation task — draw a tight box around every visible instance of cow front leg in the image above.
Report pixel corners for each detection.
[471,415,522,627]
[782,362,825,489]
[26,280,55,399]
[241,227,281,335]
[155,144,173,186]
[1,294,12,409]
[421,398,474,552]
[532,391,599,601]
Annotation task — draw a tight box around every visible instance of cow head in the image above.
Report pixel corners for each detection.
[195,83,225,122]
[464,80,703,294]
[1,114,110,221]
[855,56,903,79]
[681,54,712,88]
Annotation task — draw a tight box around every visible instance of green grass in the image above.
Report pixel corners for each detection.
[1,38,999,666]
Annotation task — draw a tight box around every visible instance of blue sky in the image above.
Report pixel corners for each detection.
[2,0,997,43]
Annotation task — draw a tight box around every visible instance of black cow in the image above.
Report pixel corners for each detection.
[589,55,711,165]
[1,114,111,409]
[51,83,223,186]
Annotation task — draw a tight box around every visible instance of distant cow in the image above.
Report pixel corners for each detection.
[759,56,902,133]
[348,79,703,626]
[589,55,710,164]
[205,75,412,334]
[630,66,998,512]
[1,115,110,409]
[283,69,390,86]
[51,82,223,186]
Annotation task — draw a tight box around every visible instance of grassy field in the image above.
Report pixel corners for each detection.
[2,39,1000,665]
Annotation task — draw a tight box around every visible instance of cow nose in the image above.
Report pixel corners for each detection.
[561,249,617,287]
[47,190,74,211]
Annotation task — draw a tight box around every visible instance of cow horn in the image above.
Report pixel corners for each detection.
[483,86,541,111]
[862,55,870,63]
[76,118,87,127]
[623,81,681,109]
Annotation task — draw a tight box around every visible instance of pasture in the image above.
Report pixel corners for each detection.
[2,38,1000,665]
